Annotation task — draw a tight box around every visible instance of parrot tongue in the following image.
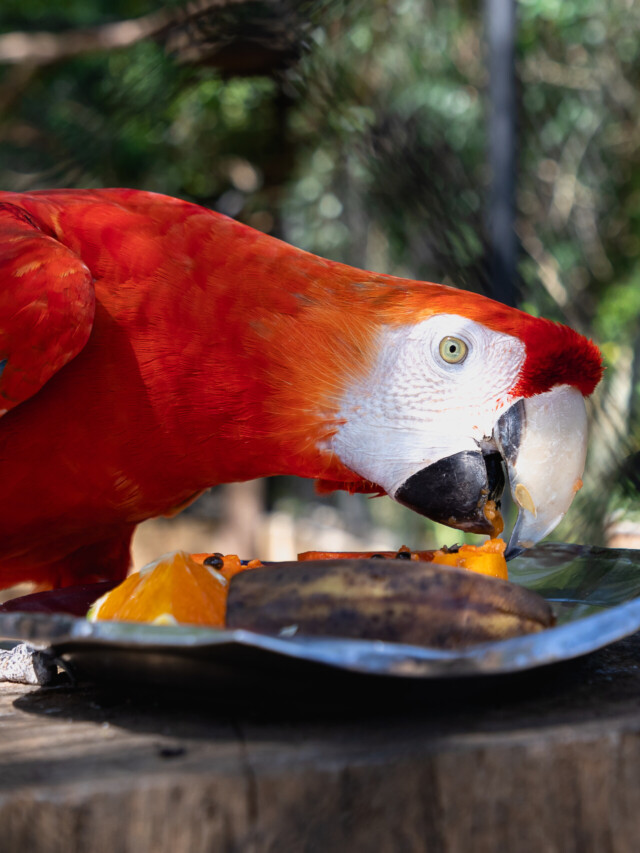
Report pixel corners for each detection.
[394,448,506,535]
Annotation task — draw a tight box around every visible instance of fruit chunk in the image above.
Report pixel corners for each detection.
[190,553,263,581]
[226,559,553,649]
[87,541,508,632]
[483,499,504,537]
[298,538,508,580]
[430,539,508,580]
[88,551,229,627]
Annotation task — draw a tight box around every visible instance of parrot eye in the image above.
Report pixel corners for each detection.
[439,336,468,364]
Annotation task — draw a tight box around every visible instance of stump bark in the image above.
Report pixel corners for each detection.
[2,633,640,852]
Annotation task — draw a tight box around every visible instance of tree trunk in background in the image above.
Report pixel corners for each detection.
[485,0,517,308]
[221,480,266,558]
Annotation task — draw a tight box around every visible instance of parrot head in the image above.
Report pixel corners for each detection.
[315,281,603,558]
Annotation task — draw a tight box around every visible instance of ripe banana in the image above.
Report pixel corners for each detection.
[225,559,554,649]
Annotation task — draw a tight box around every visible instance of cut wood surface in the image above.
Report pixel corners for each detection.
[3,633,640,852]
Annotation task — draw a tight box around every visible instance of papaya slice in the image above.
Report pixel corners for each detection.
[298,539,508,580]
[430,538,508,579]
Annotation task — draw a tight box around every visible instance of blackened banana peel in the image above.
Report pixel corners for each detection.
[226,559,554,650]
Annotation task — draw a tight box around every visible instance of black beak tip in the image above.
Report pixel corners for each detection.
[504,543,526,561]
[395,450,505,536]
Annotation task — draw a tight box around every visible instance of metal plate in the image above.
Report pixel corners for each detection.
[1,543,640,682]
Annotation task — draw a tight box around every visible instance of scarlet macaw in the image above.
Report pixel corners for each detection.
[0,189,602,589]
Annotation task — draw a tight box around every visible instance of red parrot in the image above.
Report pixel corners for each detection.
[0,189,602,590]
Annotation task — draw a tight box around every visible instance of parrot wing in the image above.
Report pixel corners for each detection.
[0,202,95,416]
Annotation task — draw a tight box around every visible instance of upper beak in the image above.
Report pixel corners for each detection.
[496,385,588,558]
[394,384,588,559]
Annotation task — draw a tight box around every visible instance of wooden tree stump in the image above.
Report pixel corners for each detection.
[2,633,640,852]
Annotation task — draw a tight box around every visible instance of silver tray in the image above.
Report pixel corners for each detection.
[1,543,640,683]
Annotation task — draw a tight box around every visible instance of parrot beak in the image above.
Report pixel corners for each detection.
[394,384,588,558]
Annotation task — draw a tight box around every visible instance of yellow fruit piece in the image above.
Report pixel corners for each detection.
[88,551,229,627]
[431,538,508,580]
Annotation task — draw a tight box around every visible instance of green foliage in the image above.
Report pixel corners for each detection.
[0,0,637,546]
[1,0,156,29]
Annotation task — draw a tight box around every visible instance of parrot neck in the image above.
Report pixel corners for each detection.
[17,190,387,504]
[147,215,387,495]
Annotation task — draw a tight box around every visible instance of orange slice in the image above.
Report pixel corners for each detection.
[88,551,230,627]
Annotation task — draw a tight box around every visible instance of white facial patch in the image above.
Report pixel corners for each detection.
[329,314,526,495]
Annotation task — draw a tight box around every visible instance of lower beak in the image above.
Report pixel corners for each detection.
[394,385,588,559]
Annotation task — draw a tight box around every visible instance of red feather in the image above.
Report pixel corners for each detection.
[0,189,603,588]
